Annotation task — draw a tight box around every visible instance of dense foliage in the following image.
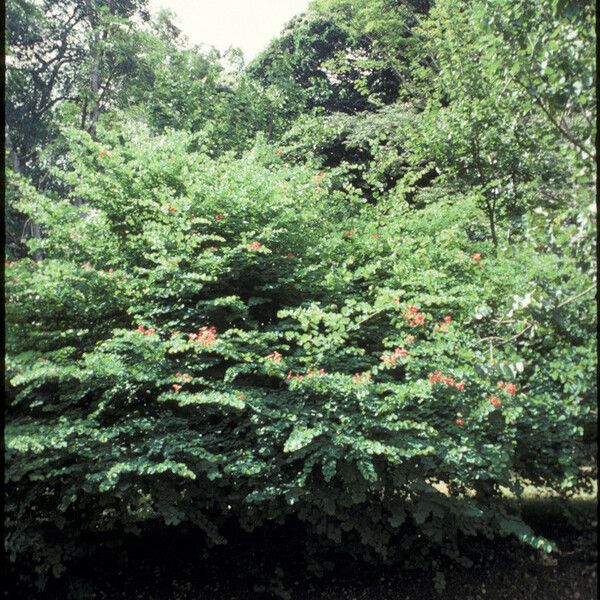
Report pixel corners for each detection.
[4,0,596,591]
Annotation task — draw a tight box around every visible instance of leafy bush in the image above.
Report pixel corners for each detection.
[5,126,596,588]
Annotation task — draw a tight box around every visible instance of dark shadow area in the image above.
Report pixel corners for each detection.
[4,496,597,600]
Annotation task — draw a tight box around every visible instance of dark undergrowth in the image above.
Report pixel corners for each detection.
[5,495,597,600]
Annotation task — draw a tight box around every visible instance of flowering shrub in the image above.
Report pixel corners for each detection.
[5,127,596,587]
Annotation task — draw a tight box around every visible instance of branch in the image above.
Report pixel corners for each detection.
[556,285,596,308]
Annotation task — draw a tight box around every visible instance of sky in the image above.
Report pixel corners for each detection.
[147,0,311,62]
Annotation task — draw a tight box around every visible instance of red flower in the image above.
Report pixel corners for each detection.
[318,368,325,375]
[444,316,453,325]
[286,372,293,380]
[489,396,502,408]
[238,393,245,400]
[441,376,455,387]
[137,325,145,333]
[456,418,464,426]
[248,241,263,251]
[394,347,408,358]
[471,253,482,262]
[197,326,217,347]
[175,373,181,379]
[456,381,465,391]
[188,333,198,340]
[392,297,401,304]
[410,313,425,327]
[428,371,442,384]
[295,375,304,381]
[172,384,182,392]
[267,351,282,363]
[380,353,397,365]
[404,304,420,316]
[344,229,354,239]
[353,373,361,382]
[182,373,191,381]
[505,382,517,396]
[215,213,223,221]
[497,381,505,389]
[287,253,294,259]
[145,328,155,336]
[167,205,177,212]
[108,268,113,275]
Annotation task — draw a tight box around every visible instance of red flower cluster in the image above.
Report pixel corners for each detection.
[403,305,425,327]
[497,381,517,396]
[428,372,465,390]
[286,369,325,381]
[456,418,464,427]
[172,384,182,392]
[175,373,191,381]
[266,351,282,363]
[434,315,453,333]
[380,347,408,366]
[137,324,155,336]
[489,396,502,408]
[189,326,217,347]
[248,241,263,251]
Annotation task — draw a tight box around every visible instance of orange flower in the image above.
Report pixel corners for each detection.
[215,213,223,221]
[172,384,182,392]
[471,253,482,262]
[182,373,191,381]
[407,335,415,344]
[456,381,465,391]
[456,418,464,426]
[353,373,361,382]
[144,328,155,336]
[497,381,505,389]
[505,382,517,396]
[428,371,442,384]
[489,396,502,408]
[444,315,452,325]
[196,326,217,347]
[266,351,282,363]
[99,148,106,158]
[248,241,263,251]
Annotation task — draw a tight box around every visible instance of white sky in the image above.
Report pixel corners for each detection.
[147,0,311,61]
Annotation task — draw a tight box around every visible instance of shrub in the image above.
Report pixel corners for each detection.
[5,127,596,587]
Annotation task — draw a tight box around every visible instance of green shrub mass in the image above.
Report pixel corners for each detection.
[4,0,596,589]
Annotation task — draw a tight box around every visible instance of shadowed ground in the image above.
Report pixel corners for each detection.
[5,489,597,599]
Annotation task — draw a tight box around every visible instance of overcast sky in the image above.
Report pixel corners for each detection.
[147,0,311,61]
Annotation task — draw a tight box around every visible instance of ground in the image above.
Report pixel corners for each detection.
[5,491,597,599]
